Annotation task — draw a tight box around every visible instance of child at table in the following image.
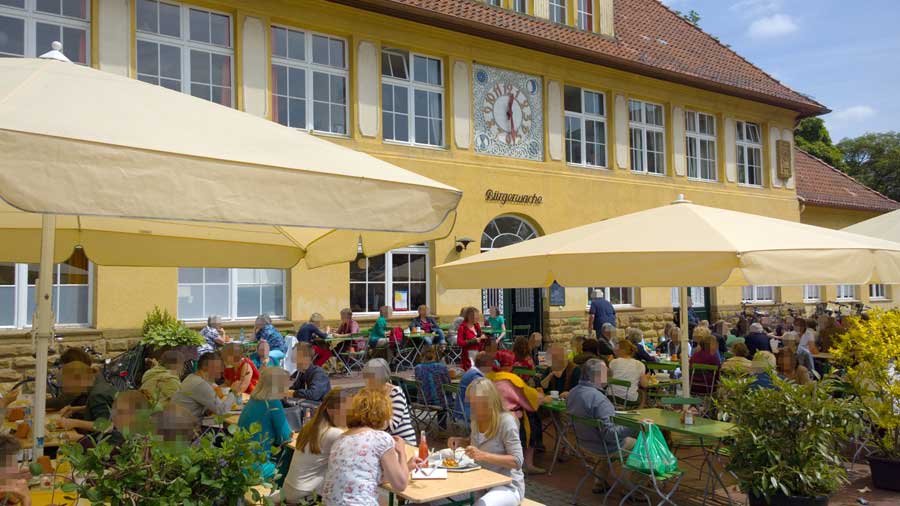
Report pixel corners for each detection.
[0,435,29,506]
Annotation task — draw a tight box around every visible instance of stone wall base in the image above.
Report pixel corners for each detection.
[543,307,676,346]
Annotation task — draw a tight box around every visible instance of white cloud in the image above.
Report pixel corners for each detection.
[831,105,876,123]
[747,14,798,39]
[731,0,782,17]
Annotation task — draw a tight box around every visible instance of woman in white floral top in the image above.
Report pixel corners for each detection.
[321,388,421,506]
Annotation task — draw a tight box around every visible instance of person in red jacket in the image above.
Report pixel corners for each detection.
[222,343,260,395]
[457,306,487,370]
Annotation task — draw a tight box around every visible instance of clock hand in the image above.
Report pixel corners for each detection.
[507,94,516,142]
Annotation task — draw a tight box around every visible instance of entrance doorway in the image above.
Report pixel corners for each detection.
[672,286,711,323]
[481,215,542,340]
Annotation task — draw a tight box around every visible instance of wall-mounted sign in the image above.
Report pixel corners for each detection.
[549,281,566,306]
[394,290,408,311]
[776,140,792,180]
[485,189,543,205]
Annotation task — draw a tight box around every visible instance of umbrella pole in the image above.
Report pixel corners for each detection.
[679,286,690,398]
[32,214,56,461]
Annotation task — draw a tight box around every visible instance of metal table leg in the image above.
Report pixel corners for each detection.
[700,438,734,506]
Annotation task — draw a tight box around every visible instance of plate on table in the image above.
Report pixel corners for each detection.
[428,448,481,472]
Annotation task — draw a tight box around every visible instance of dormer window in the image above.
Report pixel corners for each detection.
[549,0,566,24]
[577,0,593,30]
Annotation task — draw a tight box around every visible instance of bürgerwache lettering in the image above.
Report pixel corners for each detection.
[485,189,543,205]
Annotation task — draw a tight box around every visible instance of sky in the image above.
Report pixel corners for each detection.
[659,0,900,142]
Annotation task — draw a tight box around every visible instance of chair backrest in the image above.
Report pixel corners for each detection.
[646,362,677,372]
[282,335,298,375]
[512,367,537,377]
[568,414,609,456]
[689,363,720,394]
[513,325,531,335]
[607,378,635,408]
[441,382,464,420]
[660,396,702,407]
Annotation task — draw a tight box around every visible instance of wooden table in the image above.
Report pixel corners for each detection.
[383,443,512,505]
[2,413,80,450]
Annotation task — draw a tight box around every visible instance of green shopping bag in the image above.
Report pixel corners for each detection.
[625,422,678,475]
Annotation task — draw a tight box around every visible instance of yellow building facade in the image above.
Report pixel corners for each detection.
[0,0,894,364]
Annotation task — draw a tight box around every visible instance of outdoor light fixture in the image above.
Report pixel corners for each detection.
[455,237,475,253]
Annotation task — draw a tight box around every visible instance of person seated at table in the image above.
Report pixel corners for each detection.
[171,352,238,422]
[666,325,692,358]
[529,332,543,364]
[0,435,29,506]
[458,306,487,370]
[362,358,417,445]
[448,378,525,506]
[297,313,333,368]
[567,358,637,493]
[721,343,752,375]
[723,321,744,349]
[597,323,617,357]
[449,306,467,341]
[489,350,547,475]
[486,306,507,348]
[625,328,658,364]
[750,351,778,390]
[199,314,227,356]
[689,328,721,396]
[321,388,419,506]
[238,367,293,480]
[460,351,494,421]
[250,340,277,369]
[778,340,813,385]
[140,349,185,408]
[222,342,260,396]
[278,388,349,504]
[407,304,445,347]
[334,307,363,353]
[573,338,601,368]
[607,340,649,405]
[414,347,451,407]
[254,314,287,364]
[568,334,585,362]
[745,323,772,357]
[369,305,392,349]
[540,345,580,398]
[86,390,151,450]
[512,335,535,374]
[55,360,117,434]
[46,347,96,412]
[288,343,331,404]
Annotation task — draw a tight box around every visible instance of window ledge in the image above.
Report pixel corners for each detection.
[686,177,719,184]
[870,298,891,302]
[631,171,667,177]
[737,183,765,189]
[383,140,448,151]
[742,301,775,306]
[567,163,609,171]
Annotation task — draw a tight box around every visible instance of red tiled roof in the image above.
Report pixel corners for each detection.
[328,0,828,115]
[795,149,899,213]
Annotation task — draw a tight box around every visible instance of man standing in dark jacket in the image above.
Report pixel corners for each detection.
[745,323,772,357]
[288,343,331,403]
[588,289,617,338]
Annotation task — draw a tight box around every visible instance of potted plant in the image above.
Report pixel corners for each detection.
[52,421,274,505]
[716,374,862,506]
[141,306,204,361]
[830,309,900,491]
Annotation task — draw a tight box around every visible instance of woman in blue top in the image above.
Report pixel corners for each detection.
[238,367,294,480]
[487,306,507,348]
[297,313,332,367]
[254,314,286,363]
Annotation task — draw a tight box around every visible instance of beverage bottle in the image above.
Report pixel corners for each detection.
[418,431,429,464]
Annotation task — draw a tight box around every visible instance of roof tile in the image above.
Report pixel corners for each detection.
[795,149,899,213]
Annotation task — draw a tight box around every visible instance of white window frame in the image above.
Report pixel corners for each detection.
[549,0,566,24]
[1,261,93,329]
[136,1,234,106]
[0,0,91,63]
[836,284,856,302]
[485,0,502,6]
[629,99,666,176]
[350,245,430,317]
[380,48,445,148]
[565,85,607,169]
[742,286,774,304]
[869,284,888,301]
[685,110,717,182]
[177,268,287,321]
[736,120,764,187]
[270,25,349,136]
[671,287,705,308]
[576,0,593,31]
[587,286,637,308]
[803,285,821,303]
[512,0,528,13]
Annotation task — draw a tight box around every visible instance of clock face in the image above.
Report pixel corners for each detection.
[473,64,543,160]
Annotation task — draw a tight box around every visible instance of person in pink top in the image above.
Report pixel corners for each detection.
[489,350,549,475]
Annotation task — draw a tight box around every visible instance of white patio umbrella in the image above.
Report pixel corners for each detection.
[436,195,900,396]
[0,49,461,458]
[843,208,900,243]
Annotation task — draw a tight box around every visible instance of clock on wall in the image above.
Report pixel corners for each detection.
[472,64,544,160]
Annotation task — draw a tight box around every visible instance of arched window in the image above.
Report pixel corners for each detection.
[481,215,538,252]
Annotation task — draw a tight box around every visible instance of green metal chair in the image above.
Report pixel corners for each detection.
[689,363,720,417]
[606,378,638,410]
[568,414,627,505]
[441,382,468,430]
[400,378,443,436]
[614,422,684,506]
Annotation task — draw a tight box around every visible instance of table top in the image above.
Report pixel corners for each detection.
[2,413,80,449]
[541,399,566,413]
[382,443,512,503]
[613,408,735,440]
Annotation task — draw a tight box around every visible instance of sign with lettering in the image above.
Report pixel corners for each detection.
[485,189,543,205]
[776,140,792,180]
[550,281,566,306]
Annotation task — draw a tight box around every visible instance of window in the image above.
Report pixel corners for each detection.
[671,287,705,308]
[564,85,606,168]
[350,245,429,314]
[685,111,717,182]
[381,48,444,147]
[577,0,593,30]
[0,0,89,64]
[512,0,528,13]
[549,0,566,23]
[588,287,636,307]
[270,26,348,135]
[0,250,92,328]
[629,99,666,175]
[136,1,233,106]
[803,285,821,302]
[177,268,285,321]
[742,286,774,304]
[736,120,763,187]
[485,0,501,5]
[836,284,856,301]
[869,284,887,300]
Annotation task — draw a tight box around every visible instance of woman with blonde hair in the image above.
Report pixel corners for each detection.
[608,339,649,403]
[689,327,721,395]
[321,388,419,506]
[448,378,525,506]
[237,367,293,479]
[278,388,349,504]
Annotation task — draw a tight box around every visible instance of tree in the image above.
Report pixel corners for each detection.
[675,9,701,26]
[794,117,845,169]
[838,132,900,202]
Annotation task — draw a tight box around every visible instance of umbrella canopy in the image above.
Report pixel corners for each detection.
[0,58,461,268]
[843,208,900,243]
[435,197,900,289]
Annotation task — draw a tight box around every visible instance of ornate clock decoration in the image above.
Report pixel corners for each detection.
[473,64,544,160]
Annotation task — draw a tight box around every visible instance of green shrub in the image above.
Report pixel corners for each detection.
[140,306,203,349]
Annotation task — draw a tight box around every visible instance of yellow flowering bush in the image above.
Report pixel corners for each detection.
[830,309,900,459]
